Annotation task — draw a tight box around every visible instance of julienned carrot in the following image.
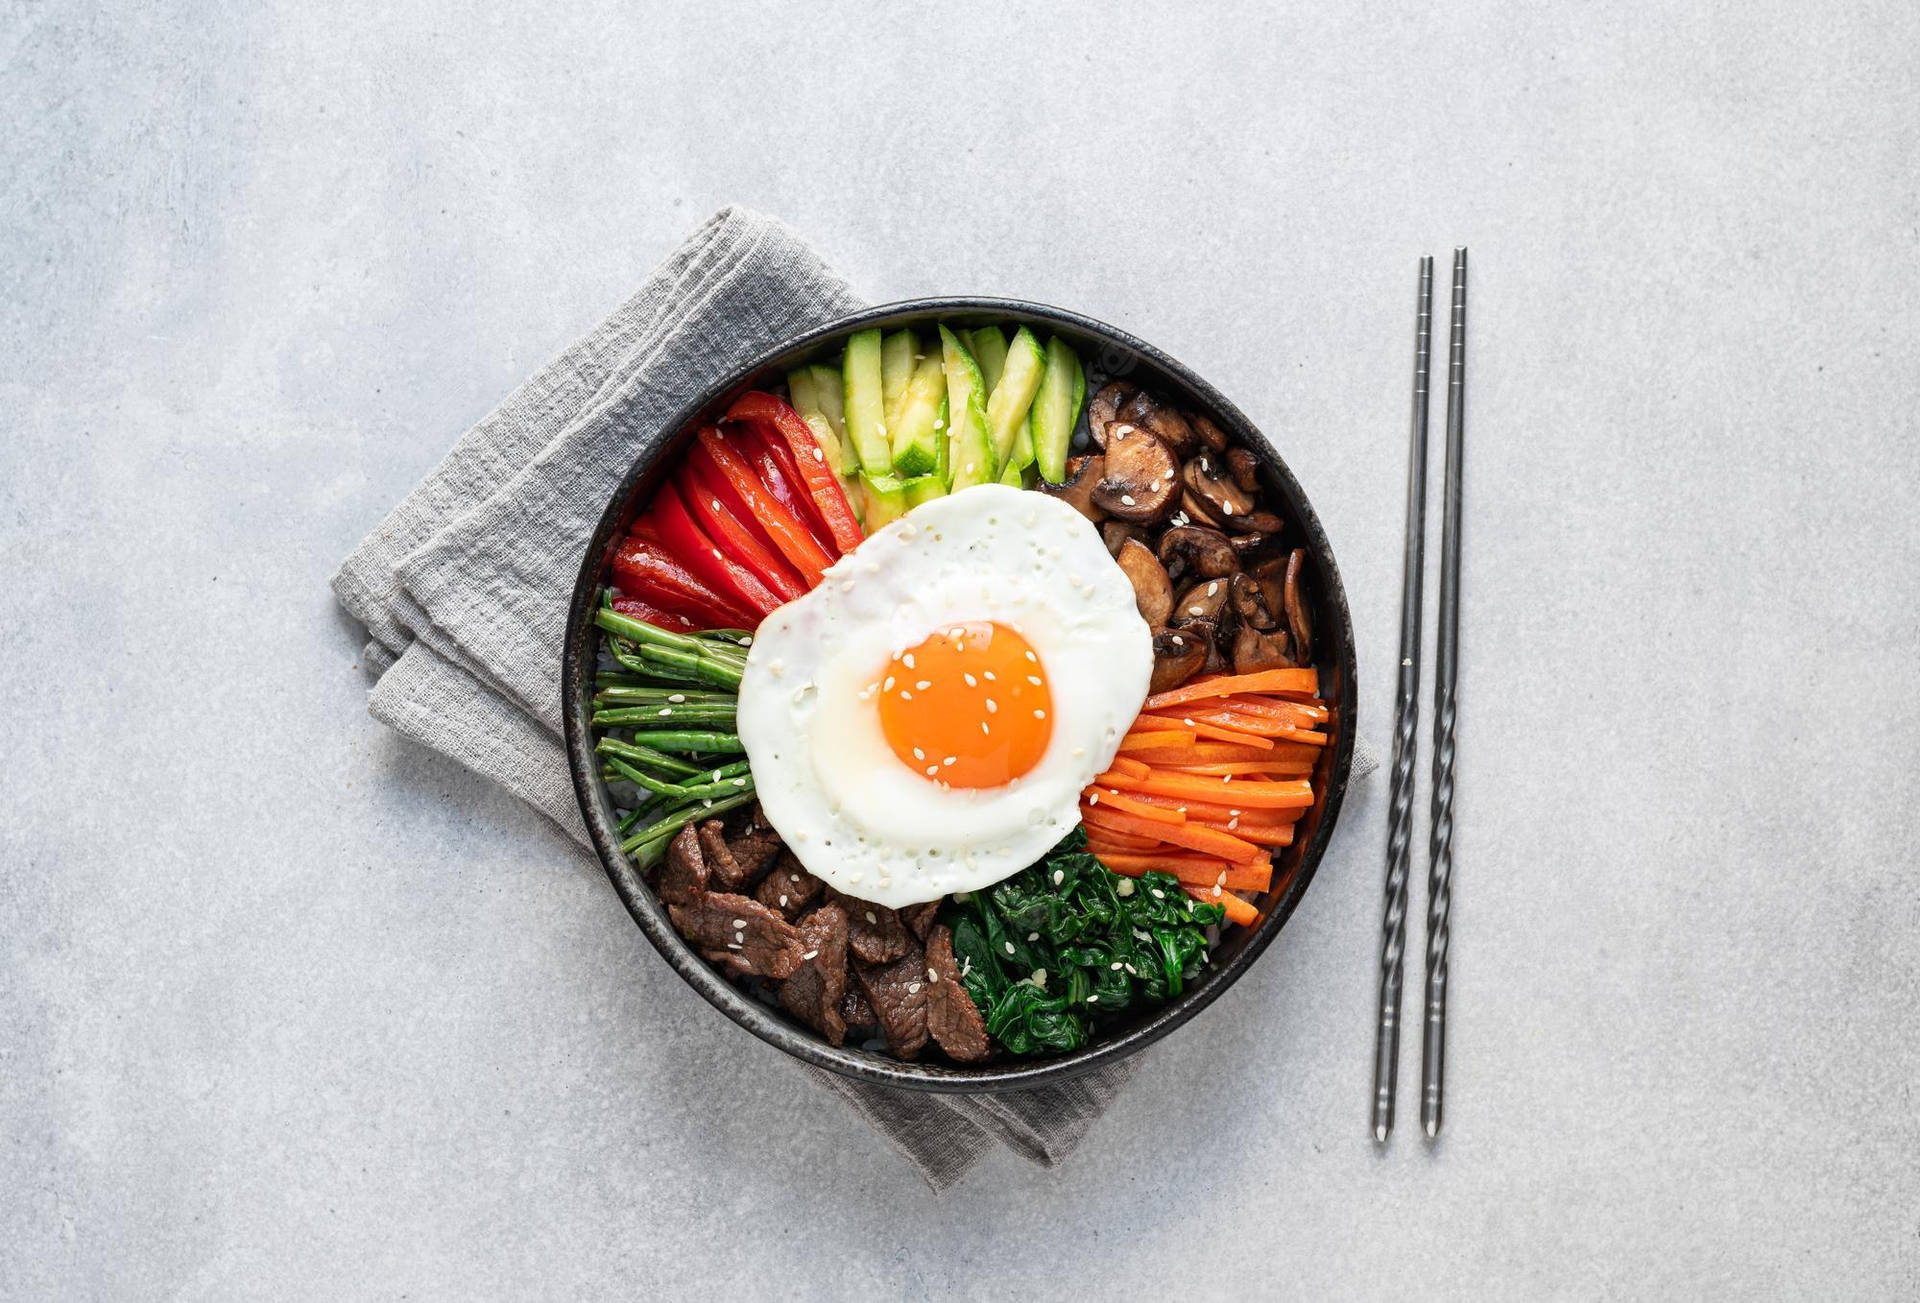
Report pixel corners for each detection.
[1139,712,1274,749]
[1116,728,1195,753]
[1183,884,1260,927]
[1104,755,1151,779]
[1107,789,1298,823]
[1219,693,1329,725]
[1085,829,1163,854]
[1177,707,1328,745]
[1094,769,1315,810]
[1168,760,1314,777]
[1119,742,1290,766]
[1080,787,1184,825]
[1144,668,1320,710]
[1092,851,1273,893]
[1216,822,1295,847]
[1081,803,1263,863]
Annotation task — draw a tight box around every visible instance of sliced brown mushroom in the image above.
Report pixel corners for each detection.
[1114,538,1173,627]
[1188,412,1230,451]
[1181,453,1257,529]
[1039,453,1107,524]
[1252,556,1289,624]
[1090,424,1180,522]
[1232,624,1295,674]
[1225,447,1263,494]
[1231,530,1282,563]
[1178,486,1224,530]
[1157,524,1238,580]
[1283,547,1314,664]
[1150,623,1210,694]
[1086,380,1139,449]
[1202,631,1229,675]
[1230,571,1279,631]
[1171,576,1232,627]
[1119,390,1198,457]
[1100,520,1147,557]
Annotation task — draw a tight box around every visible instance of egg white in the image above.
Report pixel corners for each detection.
[737,485,1151,907]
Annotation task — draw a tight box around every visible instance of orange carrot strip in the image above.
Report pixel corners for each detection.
[1182,884,1261,926]
[1114,789,1303,824]
[1095,770,1315,810]
[1223,823,1296,847]
[1081,786,1185,825]
[1167,760,1314,777]
[1119,743,1281,767]
[1084,828,1163,853]
[1117,728,1196,753]
[1144,668,1320,710]
[1081,803,1263,863]
[1139,712,1275,749]
[1093,851,1273,893]
[1217,694,1330,724]
[1105,755,1151,779]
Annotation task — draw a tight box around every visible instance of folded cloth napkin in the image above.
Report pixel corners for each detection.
[334,206,1375,1189]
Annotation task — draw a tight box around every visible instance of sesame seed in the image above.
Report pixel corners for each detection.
[1189,606,1205,616]
[949,627,964,638]
[1228,817,1240,829]
[928,968,939,982]
[902,653,915,669]
[1207,582,1220,596]
[985,699,998,713]
[731,918,747,928]
[727,942,743,950]
[907,982,922,995]
[813,447,824,461]
[1110,962,1123,970]
[1034,710,1046,719]
[925,765,939,775]
[900,690,913,700]
[1121,494,1135,506]
[865,912,878,924]
[802,949,819,960]
[963,673,977,687]
[1031,969,1047,988]
[1027,675,1043,686]
[1027,932,1039,941]
[916,680,932,690]
[1089,792,1100,805]
[1183,718,1195,727]
[1005,942,1016,955]
[1087,994,1099,1004]
[1025,651,1037,662]
[789,873,801,882]
[1124,963,1137,975]
[984,671,996,681]
[668,693,686,703]
[981,722,990,735]
[913,747,925,760]
[1116,879,1135,897]
[883,676,896,690]
[658,707,673,717]
[1053,869,1065,885]
[779,895,789,907]
[943,756,957,766]
[1151,888,1166,899]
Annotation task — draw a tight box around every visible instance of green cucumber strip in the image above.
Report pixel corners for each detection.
[881,330,916,425]
[901,473,947,507]
[860,471,909,529]
[786,367,850,476]
[969,326,1009,393]
[842,329,893,475]
[1030,335,1086,484]
[986,325,1046,466]
[939,324,996,491]
[889,352,946,477]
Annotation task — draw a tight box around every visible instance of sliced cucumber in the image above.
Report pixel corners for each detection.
[986,326,1046,467]
[889,353,946,478]
[860,472,909,529]
[939,325,996,491]
[787,366,850,476]
[881,330,916,424]
[809,364,848,447]
[969,327,1008,393]
[934,391,950,482]
[842,329,893,476]
[901,473,948,507]
[1030,336,1086,484]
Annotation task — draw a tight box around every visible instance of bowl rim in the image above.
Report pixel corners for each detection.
[561,295,1357,1093]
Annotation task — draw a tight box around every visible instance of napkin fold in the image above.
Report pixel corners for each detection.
[333,207,1146,1188]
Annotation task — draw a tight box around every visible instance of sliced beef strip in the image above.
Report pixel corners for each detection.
[901,900,941,942]
[776,903,849,1046]
[669,892,805,980]
[840,984,878,1034]
[754,851,826,920]
[852,945,931,1060]
[656,824,709,907]
[698,820,776,894]
[924,924,991,1063]
[724,806,786,882]
[699,948,756,980]
[832,892,913,964]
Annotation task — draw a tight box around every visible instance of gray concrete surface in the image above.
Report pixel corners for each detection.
[5,2,1918,1298]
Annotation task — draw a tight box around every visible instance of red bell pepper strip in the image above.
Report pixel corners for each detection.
[688,431,832,587]
[610,595,701,633]
[733,420,837,556]
[680,450,809,602]
[642,484,781,620]
[724,391,864,553]
[610,533,757,628]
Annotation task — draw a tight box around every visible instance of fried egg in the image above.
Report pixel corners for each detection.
[737,485,1151,907]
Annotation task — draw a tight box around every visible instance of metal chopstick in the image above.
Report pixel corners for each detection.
[1371,256,1434,1143]
[1422,246,1467,1141]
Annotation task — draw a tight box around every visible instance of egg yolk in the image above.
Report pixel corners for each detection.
[875,621,1054,790]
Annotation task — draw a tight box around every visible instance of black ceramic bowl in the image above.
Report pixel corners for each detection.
[562,297,1356,1093]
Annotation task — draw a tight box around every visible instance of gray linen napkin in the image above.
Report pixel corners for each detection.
[333,206,1152,1189]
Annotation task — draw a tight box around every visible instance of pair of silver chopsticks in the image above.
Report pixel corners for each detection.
[1372,249,1467,1143]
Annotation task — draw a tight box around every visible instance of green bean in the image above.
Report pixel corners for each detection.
[631,642,744,690]
[593,685,735,706]
[623,790,758,864]
[593,705,737,729]
[595,736,708,777]
[602,754,755,803]
[620,730,745,755]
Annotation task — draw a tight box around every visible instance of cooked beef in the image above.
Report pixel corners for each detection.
[924,924,991,1063]
[901,900,941,942]
[699,948,756,980]
[776,904,849,1046]
[840,984,877,1035]
[754,852,825,920]
[668,892,804,980]
[656,824,708,907]
[837,894,913,964]
[698,820,775,893]
[852,945,930,1060]
[726,806,786,882]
